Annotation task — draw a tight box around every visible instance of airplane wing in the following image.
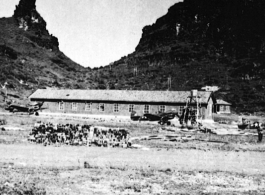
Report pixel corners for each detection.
[143,113,162,121]
[6,104,29,112]
[28,101,42,106]
[131,115,141,121]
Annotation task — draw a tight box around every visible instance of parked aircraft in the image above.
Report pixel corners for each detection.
[5,101,44,115]
[142,110,179,125]
[131,110,179,125]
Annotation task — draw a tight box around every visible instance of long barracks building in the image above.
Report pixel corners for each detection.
[29,89,215,120]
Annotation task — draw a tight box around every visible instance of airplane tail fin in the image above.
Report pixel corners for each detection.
[38,101,44,107]
[175,112,180,118]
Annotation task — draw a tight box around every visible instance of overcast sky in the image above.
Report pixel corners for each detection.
[0,0,180,68]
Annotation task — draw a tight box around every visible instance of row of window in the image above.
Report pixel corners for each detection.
[220,105,230,112]
[59,102,122,112]
[58,102,181,114]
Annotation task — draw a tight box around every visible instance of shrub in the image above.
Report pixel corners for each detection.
[0,182,46,195]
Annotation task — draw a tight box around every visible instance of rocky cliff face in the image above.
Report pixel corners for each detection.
[95,0,265,113]
[0,0,96,102]
[2,0,265,113]
[13,0,59,51]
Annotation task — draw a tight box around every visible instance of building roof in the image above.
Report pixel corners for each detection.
[216,99,231,105]
[29,89,213,104]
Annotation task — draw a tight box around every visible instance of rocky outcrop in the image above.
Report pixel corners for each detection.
[0,0,96,102]
[95,0,265,113]
[13,0,58,51]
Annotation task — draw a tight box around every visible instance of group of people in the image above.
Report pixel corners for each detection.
[28,122,131,147]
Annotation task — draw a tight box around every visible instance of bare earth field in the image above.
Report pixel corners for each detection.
[0,113,265,194]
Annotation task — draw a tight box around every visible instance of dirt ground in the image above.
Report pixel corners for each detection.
[0,144,265,194]
[0,113,265,194]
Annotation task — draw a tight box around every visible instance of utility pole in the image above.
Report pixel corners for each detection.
[226,72,229,89]
[168,77,172,90]
[134,67,138,77]
[1,82,8,102]
[109,62,113,71]
[196,94,199,122]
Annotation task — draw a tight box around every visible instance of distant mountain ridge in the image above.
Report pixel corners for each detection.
[1,0,265,113]
[93,0,265,113]
[0,0,97,102]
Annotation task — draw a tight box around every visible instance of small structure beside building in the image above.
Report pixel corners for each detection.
[29,89,216,120]
[214,99,231,114]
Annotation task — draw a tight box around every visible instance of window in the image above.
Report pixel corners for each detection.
[144,105,150,114]
[58,101,64,111]
[114,103,119,113]
[179,106,184,115]
[99,103,105,112]
[129,104,134,112]
[220,105,229,112]
[85,102,92,111]
[158,105,166,113]
[72,102,78,111]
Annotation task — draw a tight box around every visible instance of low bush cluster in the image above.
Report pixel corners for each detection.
[0,182,46,195]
